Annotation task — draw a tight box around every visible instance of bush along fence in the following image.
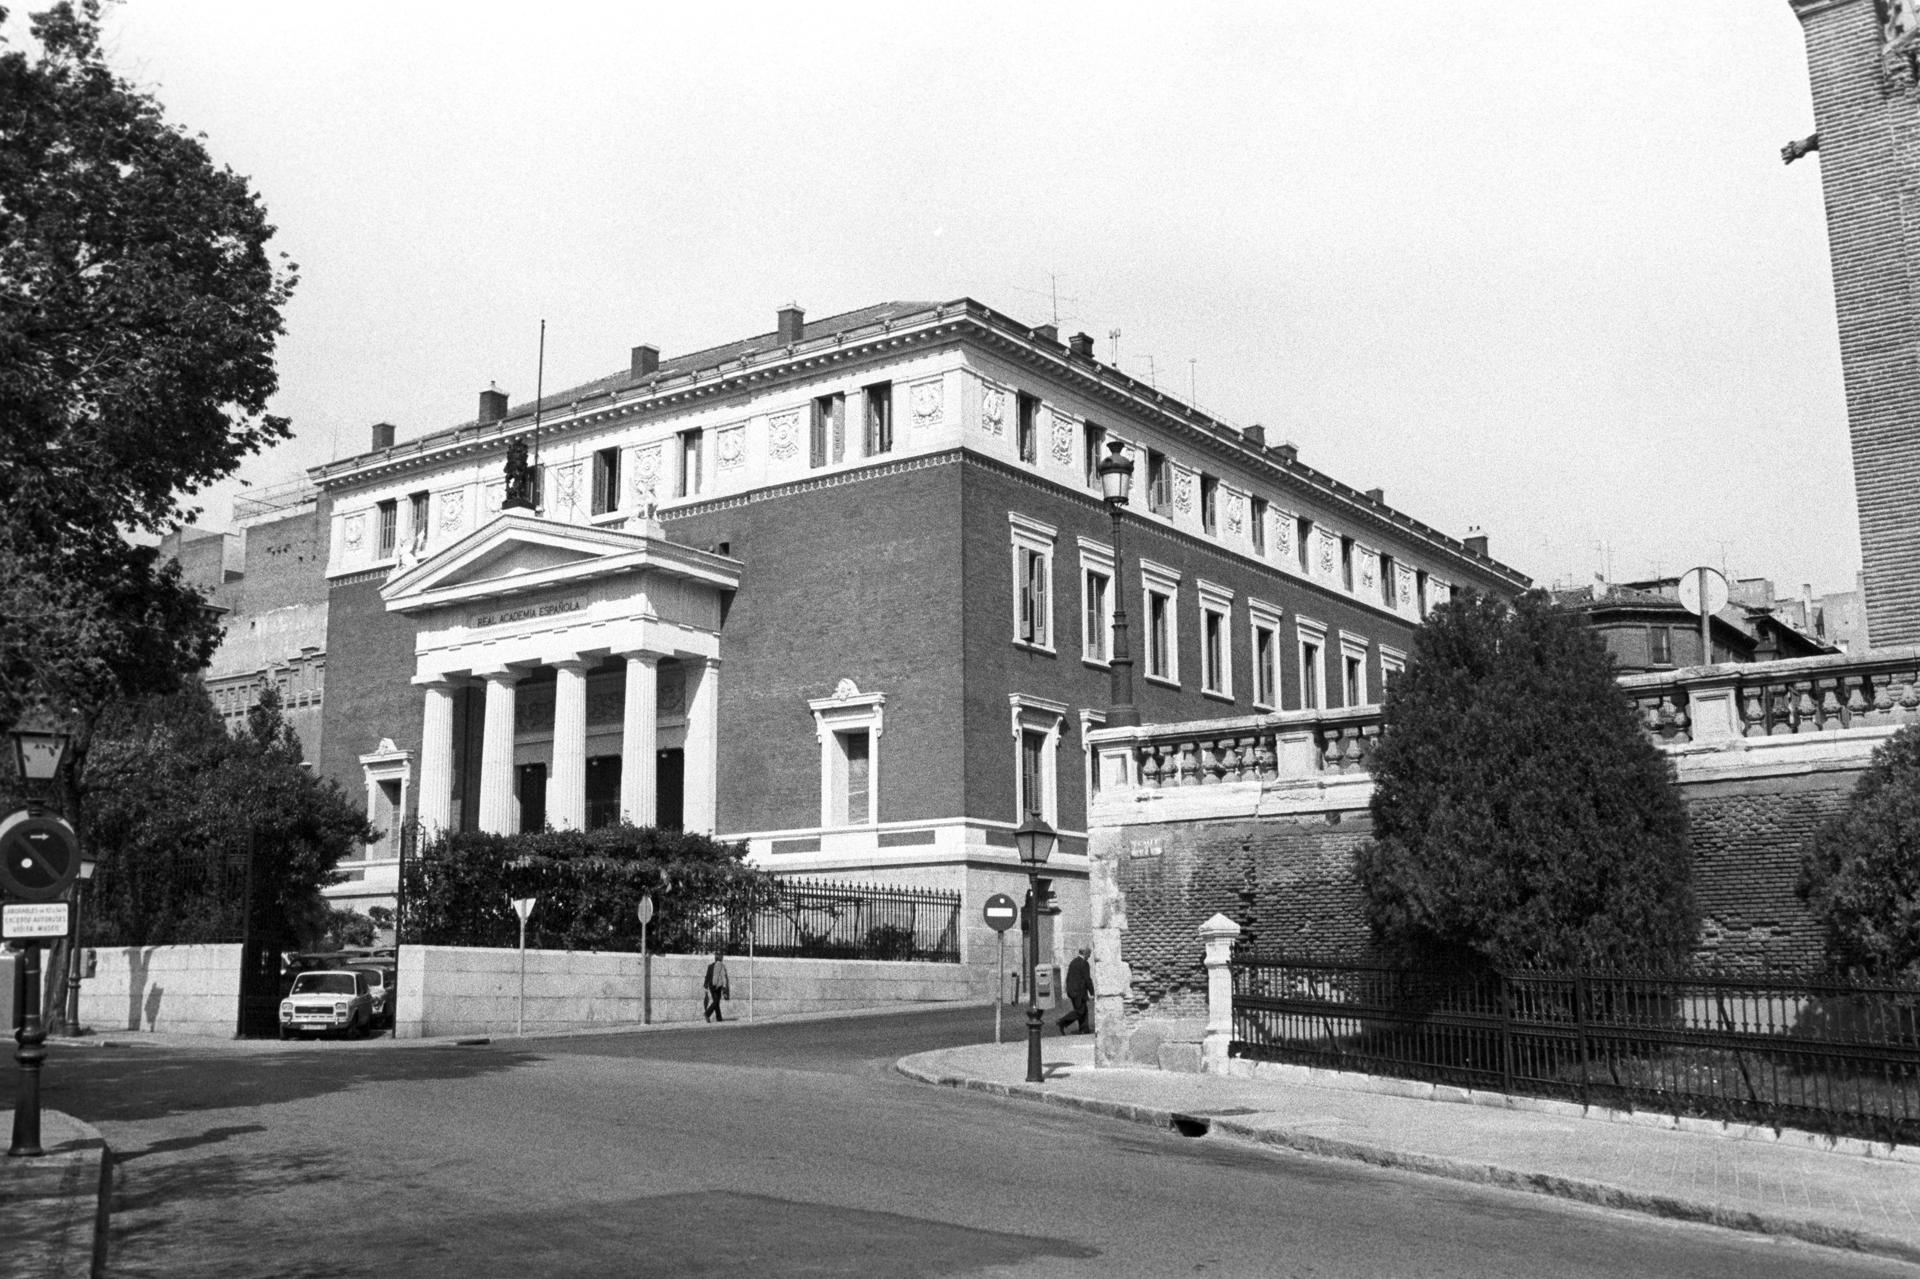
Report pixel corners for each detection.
[1200,924,1919,1146]
[398,825,960,962]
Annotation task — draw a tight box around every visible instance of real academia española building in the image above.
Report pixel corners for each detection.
[296,298,1527,966]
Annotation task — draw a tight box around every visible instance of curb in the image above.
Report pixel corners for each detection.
[0,1112,113,1279]
[895,1057,1920,1267]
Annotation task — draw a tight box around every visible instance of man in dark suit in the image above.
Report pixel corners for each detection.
[1058,947,1093,1034]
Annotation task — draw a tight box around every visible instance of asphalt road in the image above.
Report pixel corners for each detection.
[38,1006,1918,1279]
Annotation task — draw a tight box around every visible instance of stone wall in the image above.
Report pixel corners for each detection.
[396,946,986,1039]
[73,944,242,1038]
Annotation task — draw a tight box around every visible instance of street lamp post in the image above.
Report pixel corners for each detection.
[1014,814,1057,1085]
[61,850,96,1035]
[8,721,70,1159]
[1096,441,1140,728]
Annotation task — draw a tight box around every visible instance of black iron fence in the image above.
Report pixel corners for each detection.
[1232,953,1920,1146]
[655,878,962,963]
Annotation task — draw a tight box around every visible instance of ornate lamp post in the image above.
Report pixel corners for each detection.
[8,720,70,1158]
[1014,814,1057,1084]
[1096,441,1140,728]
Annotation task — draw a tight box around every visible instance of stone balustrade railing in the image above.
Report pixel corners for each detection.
[1090,646,1920,794]
[1090,705,1384,794]
[1619,646,1920,746]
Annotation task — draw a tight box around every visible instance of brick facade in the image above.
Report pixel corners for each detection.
[1792,0,1920,645]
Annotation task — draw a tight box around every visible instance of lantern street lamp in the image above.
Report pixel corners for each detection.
[1014,813,1057,1084]
[7,719,70,1158]
[1096,441,1140,728]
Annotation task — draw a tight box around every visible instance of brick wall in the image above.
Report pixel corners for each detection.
[1097,752,1874,1052]
[1795,0,1920,645]
[319,572,423,800]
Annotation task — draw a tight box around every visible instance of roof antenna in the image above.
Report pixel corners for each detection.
[531,319,546,506]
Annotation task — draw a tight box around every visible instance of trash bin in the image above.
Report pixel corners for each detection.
[1034,963,1060,1010]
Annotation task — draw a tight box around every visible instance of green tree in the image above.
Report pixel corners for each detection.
[1798,723,1920,980]
[1353,591,1696,970]
[82,684,372,948]
[0,0,297,732]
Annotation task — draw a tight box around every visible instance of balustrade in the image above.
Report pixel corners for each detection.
[1093,647,1920,792]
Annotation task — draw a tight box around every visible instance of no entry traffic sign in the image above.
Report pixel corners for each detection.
[0,810,80,903]
[982,893,1018,933]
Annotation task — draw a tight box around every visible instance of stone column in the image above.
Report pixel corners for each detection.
[683,656,720,833]
[416,678,458,833]
[620,652,659,826]
[549,658,589,831]
[1200,912,1242,1071]
[477,668,521,834]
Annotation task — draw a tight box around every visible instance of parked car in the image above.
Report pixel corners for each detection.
[280,970,375,1039]
[349,963,396,1031]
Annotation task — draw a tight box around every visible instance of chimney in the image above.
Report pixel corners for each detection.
[1464,527,1489,557]
[631,344,659,378]
[1365,487,1384,505]
[478,384,508,425]
[370,422,396,451]
[1067,332,1095,358]
[1275,443,1298,466]
[1032,324,1059,345]
[777,303,806,345]
[1242,423,1266,448]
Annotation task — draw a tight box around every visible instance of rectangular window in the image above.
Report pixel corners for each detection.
[1380,645,1406,693]
[1084,568,1111,662]
[841,729,870,825]
[1019,547,1050,647]
[1017,393,1040,464]
[1296,516,1313,573]
[677,429,703,497]
[1340,536,1355,591]
[811,393,844,468]
[1416,569,1430,617]
[1011,513,1058,652]
[1020,728,1047,819]
[591,447,621,515]
[376,499,398,559]
[1200,474,1219,536]
[1254,624,1278,707]
[864,382,893,456]
[1083,422,1106,488]
[1147,450,1171,514]
[1300,640,1322,709]
[1381,553,1398,608]
[1147,590,1172,681]
[1250,496,1268,555]
[1203,608,1227,695]
[408,491,430,553]
[1649,627,1673,665]
[1344,654,1365,705]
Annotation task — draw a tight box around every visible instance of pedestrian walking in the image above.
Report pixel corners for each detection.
[703,951,730,1023]
[1058,947,1093,1034]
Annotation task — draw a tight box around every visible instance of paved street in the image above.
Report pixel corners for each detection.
[36,1008,1918,1278]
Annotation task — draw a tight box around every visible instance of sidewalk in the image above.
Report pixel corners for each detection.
[898,1038,1920,1267]
[0,1109,110,1279]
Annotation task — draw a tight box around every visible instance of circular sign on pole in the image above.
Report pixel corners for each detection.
[0,810,80,903]
[637,895,655,925]
[983,892,1019,933]
[1676,566,1729,619]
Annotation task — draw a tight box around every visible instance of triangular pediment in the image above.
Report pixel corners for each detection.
[381,510,741,614]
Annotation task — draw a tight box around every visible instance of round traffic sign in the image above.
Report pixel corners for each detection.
[637,895,655,924]
[983,892,1019,933]
[0,810,80,903]
[1677,566,1729,619]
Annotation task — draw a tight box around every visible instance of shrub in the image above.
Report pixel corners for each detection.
[1799,722,1920,980]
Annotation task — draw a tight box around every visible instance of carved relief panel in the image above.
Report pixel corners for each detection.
[438,487,467,532]
[553,462,585,517]
[978,384,1005,437]
[1049,407,1074,464]
[769,410,801,460]
[716,424,746,471]
[911,378,944,430]
[1317,527,1337,577]
[1172,466,1195,515]
[1225,493,1246,538]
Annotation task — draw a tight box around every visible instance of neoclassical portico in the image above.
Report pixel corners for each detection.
[383,511,741,835]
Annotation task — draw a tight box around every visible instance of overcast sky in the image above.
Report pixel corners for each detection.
[78,2,1847,596]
